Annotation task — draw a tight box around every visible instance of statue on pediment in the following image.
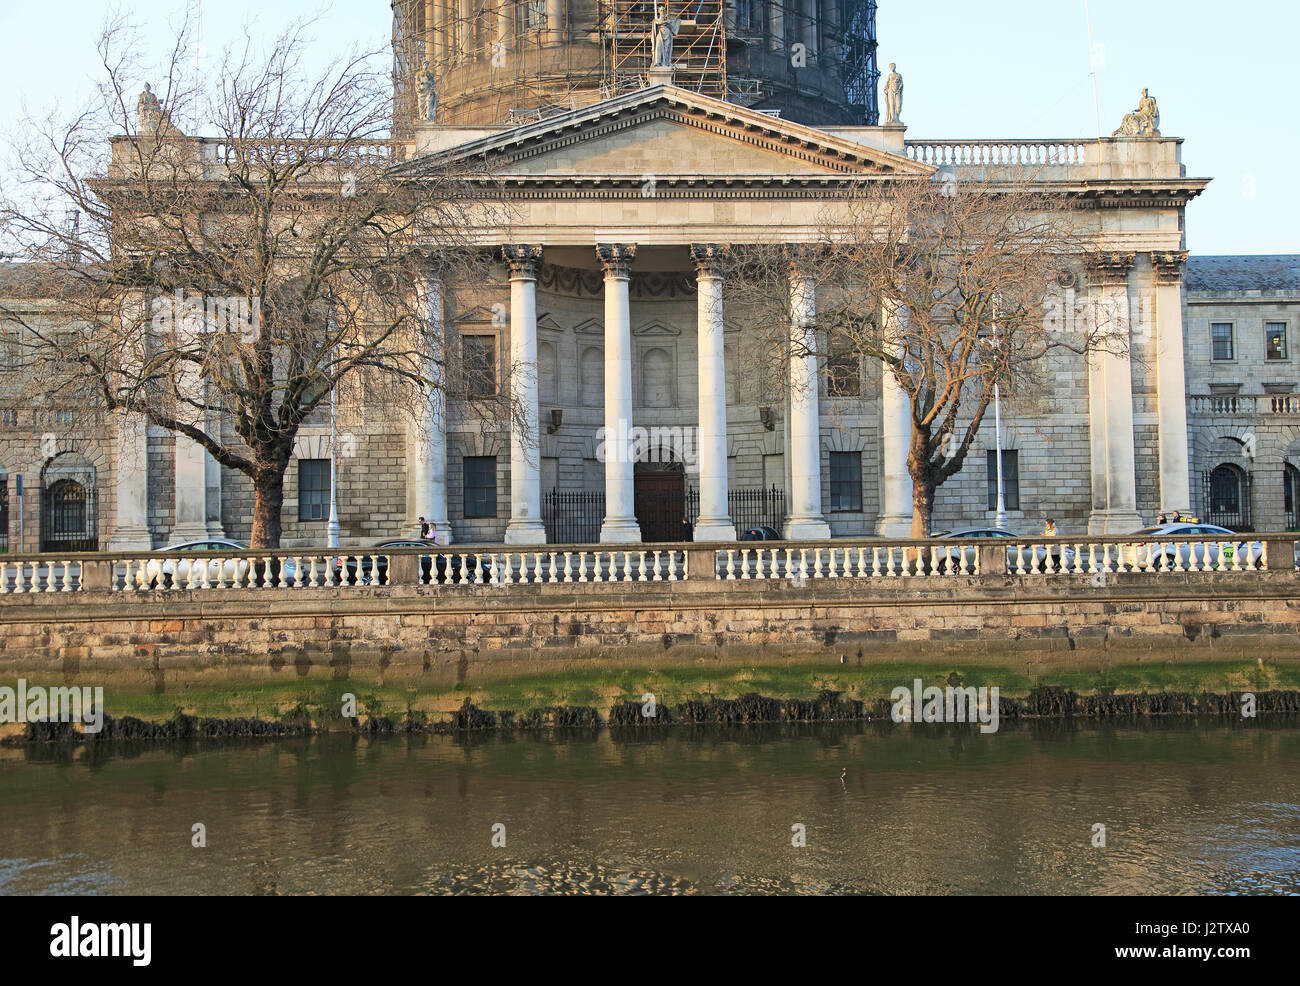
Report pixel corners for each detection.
[652,6,681,68]
[1113,88,1160,137]
[882,63,903,125]
[137,83,163,132]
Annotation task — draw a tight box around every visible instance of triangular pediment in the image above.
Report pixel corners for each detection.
[398,85,934,182]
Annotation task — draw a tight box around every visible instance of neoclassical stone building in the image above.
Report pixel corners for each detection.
[1,3,1297,553]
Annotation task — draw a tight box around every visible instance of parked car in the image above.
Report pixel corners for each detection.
[738,526,782,541]
[930,527,1068,573]
[1119,524,1263,570]
[339,539,491,585]
[138,539,297,588]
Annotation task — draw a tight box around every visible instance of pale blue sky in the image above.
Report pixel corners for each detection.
[1,1,1293,254]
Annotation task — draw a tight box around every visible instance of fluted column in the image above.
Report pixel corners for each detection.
[1085,252,1143,534]
[546,0,563,45]
[503,245,546,544]
[691,244,736,542]
[784,263,831,540]
[1152,251,1192,515]
[800,0,818,57]
[496,0,513,48]
[598,243,642,543]
[109,294,152,550]
[876,298,914,536]
[412,269,452,543]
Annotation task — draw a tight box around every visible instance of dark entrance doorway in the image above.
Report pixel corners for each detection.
[634,458,687,542]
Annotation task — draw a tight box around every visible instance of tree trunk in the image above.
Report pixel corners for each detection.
[910,477,936,539]
[249,466,286,550]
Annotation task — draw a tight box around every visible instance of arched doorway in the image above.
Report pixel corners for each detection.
[634,453,688,542]
[1202,463,1252,531]
[39,452,100,552]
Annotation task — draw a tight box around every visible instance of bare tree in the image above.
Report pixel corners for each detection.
[0,13,507,548]
[730,169,1111,537]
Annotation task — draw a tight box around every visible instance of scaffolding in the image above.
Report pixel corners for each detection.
[609,1,727,100]
[392,0,879,131]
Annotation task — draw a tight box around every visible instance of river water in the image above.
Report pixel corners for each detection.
[2,719,1297,895]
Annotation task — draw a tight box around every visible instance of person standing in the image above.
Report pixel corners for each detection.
[1042,518,1057,537]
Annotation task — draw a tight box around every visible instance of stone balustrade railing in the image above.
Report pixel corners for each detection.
[904,139,1089,167]
[199,139,405,170]
[1,534,1296,595]
[1188,394,1300,416]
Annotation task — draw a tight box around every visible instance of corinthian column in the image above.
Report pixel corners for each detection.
[691,244,736,542]
[597,243,642,543]
[784,262,831,540]
[503,244,547,544]
[1151,251,1192,516]
[1085,252,1143,533]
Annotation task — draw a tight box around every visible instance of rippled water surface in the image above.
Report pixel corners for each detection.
[2,720,1298,895]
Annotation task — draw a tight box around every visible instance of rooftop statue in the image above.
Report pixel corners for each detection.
[651,6,681,68]
[882,63,903,125]
[1113,88,1161,137]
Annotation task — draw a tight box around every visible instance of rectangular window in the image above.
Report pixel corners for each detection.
[826,349,862,397]
[986,449,1020,512]
[828,451,862,512]
[463,456,497,518]
[463,335,497,397]
[1211,322,1235,361]
[1266,322,1288,361]
[297,459,330,522]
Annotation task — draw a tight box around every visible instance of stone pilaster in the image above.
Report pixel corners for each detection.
[597,243,642,543]
[109,295,153,551]
[1085,252,1143,533]
[503,244,546,544]
[1151,250,1192,515]
[876,298,915,536]
[691,244,736,541]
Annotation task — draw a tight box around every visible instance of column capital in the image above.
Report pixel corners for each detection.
[596,243,637,278]
[502,244,543,279]
[1149,250,1189,285]
[689,243,726,278]
[1083,251,1135,288]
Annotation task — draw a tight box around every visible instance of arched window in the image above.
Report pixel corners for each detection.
[537,340,558,406]
[641,347,674,408]
[580,347,603,407]
[1285,463,1299,529]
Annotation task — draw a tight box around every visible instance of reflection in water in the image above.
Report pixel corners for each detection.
[2,719,1298,895]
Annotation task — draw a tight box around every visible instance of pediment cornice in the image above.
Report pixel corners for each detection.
[394,85,935,181]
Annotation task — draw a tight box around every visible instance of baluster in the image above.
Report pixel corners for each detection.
[798,548,809,580]
[578,553,590,584]
[1230,541,1243,572]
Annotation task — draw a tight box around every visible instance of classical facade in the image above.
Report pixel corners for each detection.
[2,3,1297,554]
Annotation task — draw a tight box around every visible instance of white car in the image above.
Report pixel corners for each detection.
[1118,524,1263,571]
[137,539,296,588]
